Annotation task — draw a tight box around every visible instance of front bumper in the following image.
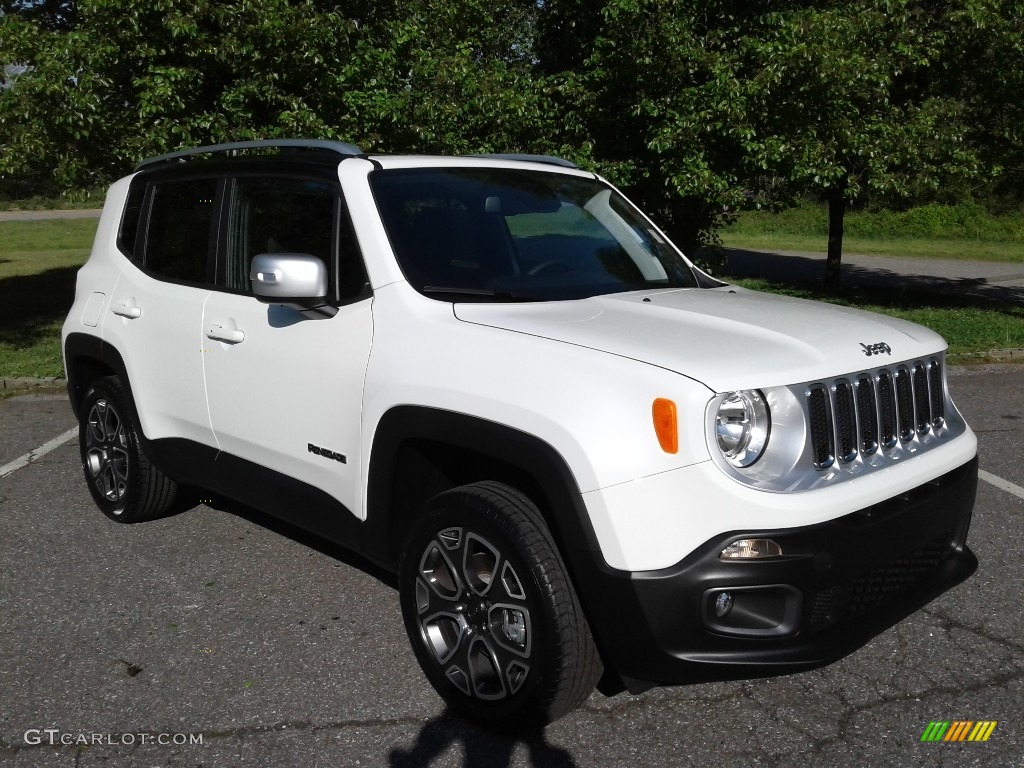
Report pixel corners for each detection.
[581,456,978,691]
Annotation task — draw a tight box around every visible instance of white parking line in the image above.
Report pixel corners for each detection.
[978,469,1024,502]
[0,427,78,479]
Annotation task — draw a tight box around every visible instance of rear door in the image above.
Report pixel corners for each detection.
[105,173,218,447]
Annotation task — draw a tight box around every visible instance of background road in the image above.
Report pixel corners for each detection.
[0,368,1022,767]
[719,247,1024,306]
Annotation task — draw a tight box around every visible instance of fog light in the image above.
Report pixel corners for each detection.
[703,585,802,637]
[720,538,783,560]
[714,591,734,618]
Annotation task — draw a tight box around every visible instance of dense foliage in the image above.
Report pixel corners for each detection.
[2,0,1021,277]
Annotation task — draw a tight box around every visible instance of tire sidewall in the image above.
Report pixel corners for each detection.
[399,490,563,726]
[79,378,144,522]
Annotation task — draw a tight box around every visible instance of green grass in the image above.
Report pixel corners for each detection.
[735,278,1024,362]
[722,202,1024,262]
[0,219,96,378]
[1,215,1022,378]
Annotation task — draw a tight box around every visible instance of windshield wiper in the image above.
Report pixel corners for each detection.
[421,286,539,301]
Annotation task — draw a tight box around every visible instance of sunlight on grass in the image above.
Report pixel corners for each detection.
[721,203,1024,262]
[0,219,96,278]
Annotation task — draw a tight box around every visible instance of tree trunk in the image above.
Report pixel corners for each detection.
[825,184,847,292]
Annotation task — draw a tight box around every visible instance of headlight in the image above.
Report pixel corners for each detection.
[715,390,770,467]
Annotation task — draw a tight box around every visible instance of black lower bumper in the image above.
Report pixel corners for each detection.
[578,456,978,692]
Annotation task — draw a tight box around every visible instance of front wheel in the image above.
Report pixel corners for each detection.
[79,376,178,523]
[399,481,602,727]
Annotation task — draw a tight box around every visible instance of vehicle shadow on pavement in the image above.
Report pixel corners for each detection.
[191,490,398,588]
[179,496,582,767]
[713,247,1024,307]
[389,710,577,768]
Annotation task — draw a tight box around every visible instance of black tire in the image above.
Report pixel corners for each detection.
[399,481,602,727]
[78,376,178,523]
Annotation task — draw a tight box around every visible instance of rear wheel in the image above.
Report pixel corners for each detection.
[399,481,602,727]
[79,376,178,522]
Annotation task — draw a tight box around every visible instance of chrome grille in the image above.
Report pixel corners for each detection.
[807,358,945,470]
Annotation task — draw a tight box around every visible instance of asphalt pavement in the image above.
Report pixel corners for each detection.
[1,368,1022,768]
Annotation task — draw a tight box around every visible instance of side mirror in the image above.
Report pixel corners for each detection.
[250,253,335,316]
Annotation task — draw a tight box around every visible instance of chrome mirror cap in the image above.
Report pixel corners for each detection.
[250,253,328,301]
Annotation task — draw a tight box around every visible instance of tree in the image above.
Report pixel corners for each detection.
[1,0,1020,265]
[738,2,991,288]
[536,0,762,257]
[0,0,554,195]
[534,1,1023,281]
[937,0,1024,206]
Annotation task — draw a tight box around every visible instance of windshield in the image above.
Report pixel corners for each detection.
[370,167,699,301]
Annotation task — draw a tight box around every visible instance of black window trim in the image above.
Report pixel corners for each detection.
[122,160,373,304]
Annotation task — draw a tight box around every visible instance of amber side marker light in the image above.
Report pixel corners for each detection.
[652,398,678,454]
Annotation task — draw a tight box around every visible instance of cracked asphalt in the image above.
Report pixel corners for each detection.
[1,369,1022,768]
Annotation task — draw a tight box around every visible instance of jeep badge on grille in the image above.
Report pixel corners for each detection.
[860,342,892,356]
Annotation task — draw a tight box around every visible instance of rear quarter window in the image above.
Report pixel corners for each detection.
[117,181,147,259]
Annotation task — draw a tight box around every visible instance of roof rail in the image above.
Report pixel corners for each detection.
[135,139,364,171]
[471,153,578,169]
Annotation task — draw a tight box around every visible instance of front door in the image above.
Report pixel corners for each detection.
[201,174,372,519]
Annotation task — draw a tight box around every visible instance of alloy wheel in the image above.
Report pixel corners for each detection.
[414,526,533,701]
[84,399,129,505]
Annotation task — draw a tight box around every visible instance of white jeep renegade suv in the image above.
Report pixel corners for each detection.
[62,140,978,726]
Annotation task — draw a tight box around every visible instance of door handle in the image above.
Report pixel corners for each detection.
[112,301,142,319]
[206,320,245,344]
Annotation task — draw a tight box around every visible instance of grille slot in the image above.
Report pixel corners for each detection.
[805,358,946,471]
[855,376,878,455]
[808,385,834,469]
[833,380,856,463]
[877,370,897,449]
[894,366,914,442]
[913,363,931,434]
[927,358,945,427]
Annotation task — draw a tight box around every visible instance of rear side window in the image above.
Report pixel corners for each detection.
[143,178,218,283]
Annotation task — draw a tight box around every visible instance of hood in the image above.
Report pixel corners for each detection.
[453,287,946,392]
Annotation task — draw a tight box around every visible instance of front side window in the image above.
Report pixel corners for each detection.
[370,168,698,301]
[224,177,337,294]
[144,178,218,283]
